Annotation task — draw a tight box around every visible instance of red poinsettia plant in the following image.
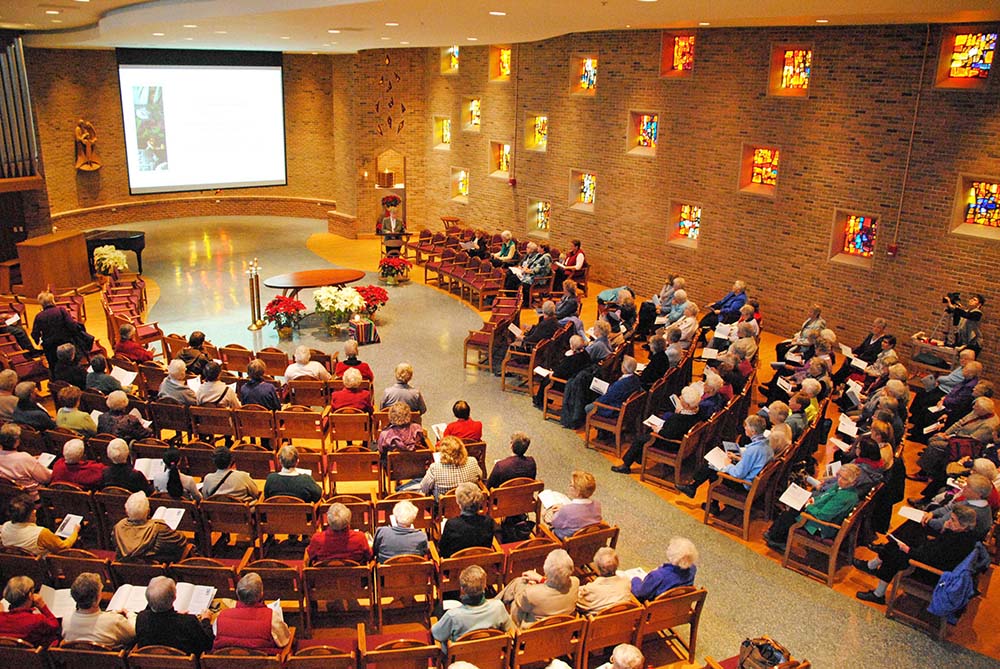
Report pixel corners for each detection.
[356,284,389,314]
[378,256,412,278]
[381,194,402,209]
[263,296,306,329]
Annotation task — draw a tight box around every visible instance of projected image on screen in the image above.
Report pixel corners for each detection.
[117,50,286,195]
[134,86,168,172]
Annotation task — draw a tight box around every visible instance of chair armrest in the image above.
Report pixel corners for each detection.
[648,432,681,447]
[794,511,841,531]
[715,472,752,486]
[536,523,561,544]
[591,401,621,414]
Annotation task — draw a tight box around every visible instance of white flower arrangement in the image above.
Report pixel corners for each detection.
[314,286,366,324]
[93,245,129,274]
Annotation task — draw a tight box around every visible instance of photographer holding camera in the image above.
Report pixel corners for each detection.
[944,293,984,356]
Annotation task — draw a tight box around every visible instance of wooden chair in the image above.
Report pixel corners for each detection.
[503,536,561,582]
[640,416,717,491]
[94,486,133,539]
[303,560,374,631]
[233,404,278,443]
[46,548,115,590]
[0,545,50,587]
[126,645,198,669]
[329,408,372,446]
[276,406,330,452]
[374,491,437,535]
[382,449,434,495]
[489,477,543,522]
[147,491,203,544]
[447,628,513,669]
[286,645,356,669]
[189,406,237,443]
[256,348,291,378]
[463,315,513,371]
[0,637,49,669]
[240,558,306,633]
[885,555,990,640]
[287,379,328,408]
[200,646,287,669]
[327,445,380,494]
[637,585,708,664]
[148,398,192,443]
[37,482,104,548]
[501,334,556,396]
[169,555,243,599]
[320,494,375,535]
[511,614,585,669]
[48,640,128,669]
[547,522,619,577]
[137,363,169,399]
[229,441,276,479]
[255,496,318,557]
[16,424,46,455]
[44,426,82,456]
[357,622,440,669]
[704,455,785,541]
[375,554,438,628]
[178,439,217,477]
[584,389,647,458]
[219,344,255,376]
[199,495,258,557]
[581,600,644,664]
[431,541,505,598]
[110,559,169,587]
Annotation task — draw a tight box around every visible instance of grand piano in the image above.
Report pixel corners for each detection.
[84,229,146,274]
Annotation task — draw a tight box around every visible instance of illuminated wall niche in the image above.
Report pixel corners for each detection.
[440,45,459,74]
[738,143,780,197]
[450,167,469,203]
[668,200,702,249]
[526,198,551,237]
[627,110,659,157]
[463,97,481,132]
[659,32,695,78]
[952,174,1000,240]
[830,209,879,268]
[936,25,997,89]
[490,45,512,82]
[768,43,812,97]
[524,112,548,152]
[570,54,598,96]
[569,169,596,213]
[433,115,451,151]
[489,141,512,178]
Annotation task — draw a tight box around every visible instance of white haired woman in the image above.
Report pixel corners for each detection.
[98,390,152,442]
[284,346,331,381]
[498,548,579,627]
[372,500,429,563]
[630,537,699,602]
[613,383,703,474]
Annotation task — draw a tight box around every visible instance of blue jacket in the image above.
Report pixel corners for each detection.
[631,563,696,602]
[723,435,773,488]
[928,543,989,623]
[712,291,747,323]
[594,374,642,418]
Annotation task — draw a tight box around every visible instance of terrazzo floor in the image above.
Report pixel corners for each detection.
[113,215,999,668]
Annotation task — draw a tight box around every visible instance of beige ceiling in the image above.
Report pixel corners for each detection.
[5,0,999,53]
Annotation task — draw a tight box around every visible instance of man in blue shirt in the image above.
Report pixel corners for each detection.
[677,415,773,498]
[586,356,641,418]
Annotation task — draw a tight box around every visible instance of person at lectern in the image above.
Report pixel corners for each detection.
[381,208,406,256]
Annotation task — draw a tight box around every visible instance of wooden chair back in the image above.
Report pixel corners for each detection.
[0,546,50,587]
[233,405,277,442]
[255,496,318,547]
[320,494,375,535]
[219,345,255,375]
[168,556,240,599]
[303,561,374,630]
[200,647,282,669]
[581,600,644,661]
[275,406,329,450]
[229,441,276,479]
[433,544,505,597]
[287,380,328,407]
[199,495,257,546]
[374,554,438,627]
[46,548,114,590]
[374,491,436,533]
[447,628,513,669]
[511,614,585,669]
[329,408,372,445]
[256,348,291,378]
[559,522,620,574]
[503,536,560,581]
[240,559,305,629]
[110,560,167,587]
[37,482,102,546]
[358,623,440,669]
[286,646,356,669]
[149,399,192,440]
[637,585,708,663]
[126,645,198,669]
[383,449,434,495]
[189,406,236,441]
[327,446,380,491]
[178,440,217,478]
[489,477,543,521]
[0,637,49,669]
[48,641,127,669]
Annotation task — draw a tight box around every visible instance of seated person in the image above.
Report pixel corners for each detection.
[504,242,552,306]
[55,385,98,436]
[637,276,685,336]
[0,423,52,499]
[438,482,496,558]
[12,381,56,431]
[613,384,703,474]
[552,239,585,289]
[421,436,483,499]
[785,392,810,438]
[376,402,426,455]
[855,505,980,605]
[908,347,976,417]
[86,355,123,395]
[113,491,189,562]
[238,359,281,410]
[305,502,373,564]
[533,335,592,409]
[1,493,77,555]
[916,397,998,484]
[102,438,153,493]
[544,470,602,539]
[63,572,136,647]
[381,362,427,414]
[443,400,483,441]
[598,644,645,669]
[152,448,201,500]
[497,548,579,627]
[517,301,561,350]
[760,400,797,440]
[335,339,374,381]
[487,432,537,487]
[774,304,825,361]
[762,464,863,552]
[467,229,489,259]
[52,342,87,390]
[727,321,759,362]
[135,576,214,654]
[114,323,154,363]
[914,457,1000,511]
[330,367,373,412]
[51,438,104,490]
[699,279,747,329]
[178,331,212,376]
[677,415,774,499]
[196,362,240,408]
[490,230,518,267]
[577,547,632,613]
[202,446,259,501]
[284,345,332,381]
[159,359,198,405]
[0,369,17,421]
[605,292,636,335]
[639,335,672,389]
[212,573,290,651]
[0,576,60,646]
[662,288,691,327]
[372,500,429,563]
[831,435,886,496]
[631,537,699,602]
[264,446,322,502]
[432,565,513,646]
[586,356,641,418]
[698,372,728,418]
[586,320,614,362]
[921,474,995,539]
[673,302,700,349]
[553,280,580,320]
[98,390,153,442]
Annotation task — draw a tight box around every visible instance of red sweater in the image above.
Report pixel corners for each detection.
[0,604,59,646]
[214,602,275,650]
[51,459,106,490]
[306,528,372,564]
[114,339,154,363]
[443,419,483,441]
[330,388,373,412]
[335,359,374,381]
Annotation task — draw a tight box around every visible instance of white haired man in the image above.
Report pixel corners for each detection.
[135,576,214,654]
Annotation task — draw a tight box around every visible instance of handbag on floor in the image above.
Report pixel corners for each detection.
[739,636,791,668]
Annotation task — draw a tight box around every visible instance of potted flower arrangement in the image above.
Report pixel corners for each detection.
[93,245,128,283]
[355,284,389,317]
[314,285,367,334]
[377,194,402,234]
[378,256,412,285]
[263,295,306,339]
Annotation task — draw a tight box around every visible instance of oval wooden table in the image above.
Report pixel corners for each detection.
[263,268,367,300]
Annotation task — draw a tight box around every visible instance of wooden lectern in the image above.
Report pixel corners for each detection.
[16,230,91,295]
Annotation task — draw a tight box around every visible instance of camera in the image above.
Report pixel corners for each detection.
[943,292,961,305]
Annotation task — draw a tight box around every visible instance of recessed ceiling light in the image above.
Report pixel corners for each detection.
[45,9,60,15]
[184,37,193,40]
[183,24,198,28]
[625,24,631,28]
[74,0,90,3]
[50,19,62,23]
[466,37,478,41]
[311,52,318,55]
[400,41,410,45]
[381,37,391,41]
[280,36,290,39]
[214,30,227,34]
[815,18,829,23]
[152,32,164,36]
[327,29,341,34]
[385,22,399,27]
[698,21,711,26]
[638,0,658,2]
[489,11,506,16]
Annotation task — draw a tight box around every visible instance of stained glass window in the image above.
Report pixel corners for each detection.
[637,114,658,148]
[534,116,548,146]
[441,119,451,145]
[535,201,551,232]
[580,173,596,205]
[499,48,512,78]
[751,148,779,186]
[673,36,695,72]
[468,99,481,127]
[498,144,511,172]
[842,215,878,257]
[580,58,598,90]
[448,45,460,71]
[457,170,469,197]
[677,204,701,240]
[950,33,996,79]
[781,49,811,89]
[965,181,1000,227]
